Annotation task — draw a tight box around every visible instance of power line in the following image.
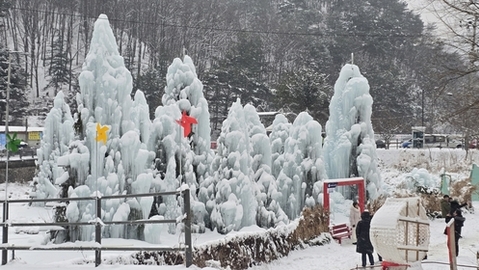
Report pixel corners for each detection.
[8,6,424,39]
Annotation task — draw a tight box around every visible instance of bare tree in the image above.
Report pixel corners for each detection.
[421,0,479,145]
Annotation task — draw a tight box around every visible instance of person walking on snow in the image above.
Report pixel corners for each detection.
[356,211,374,267]
[350,201,361,244]
[445,208,465,257]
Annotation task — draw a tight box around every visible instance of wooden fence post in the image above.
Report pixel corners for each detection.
[446,219,457,270]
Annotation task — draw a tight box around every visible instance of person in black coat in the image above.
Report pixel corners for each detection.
[449,199,468,215]
[445,208,466,256]
[356,211,374,267]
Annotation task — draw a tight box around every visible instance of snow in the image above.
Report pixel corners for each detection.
[31,15,396,247]
[1,149,479,269]
[13,12,479,270]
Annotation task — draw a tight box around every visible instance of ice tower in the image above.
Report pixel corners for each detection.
[323,64,381,199]
[60,14,152,240]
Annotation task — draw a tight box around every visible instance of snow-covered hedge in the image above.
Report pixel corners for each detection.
[132,205,330,269]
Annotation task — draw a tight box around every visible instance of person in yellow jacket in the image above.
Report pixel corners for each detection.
[349,201,361,244]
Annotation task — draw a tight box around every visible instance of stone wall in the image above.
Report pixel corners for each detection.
[0,159,36,184]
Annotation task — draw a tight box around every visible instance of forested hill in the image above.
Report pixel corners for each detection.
[0,0,466,137]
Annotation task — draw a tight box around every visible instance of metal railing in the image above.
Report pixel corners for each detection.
[0,189,192,267]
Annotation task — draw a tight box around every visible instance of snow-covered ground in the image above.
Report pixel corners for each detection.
[1,148,479,269]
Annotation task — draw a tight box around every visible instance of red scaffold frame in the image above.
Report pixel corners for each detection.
[323,177,366,223]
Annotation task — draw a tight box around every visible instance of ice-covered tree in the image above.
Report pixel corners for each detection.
[208,99,257,233]
[269,114,292,179]
[131,90,151,144]
[33,91,74,202]
[323,64,381,199]
[244,104,288,227]
[276,112,326,219]
[148,104,183,234]
[57,14,154,240]
[182,56,213,191]
[161,55,212,189]
[149,55,213,232]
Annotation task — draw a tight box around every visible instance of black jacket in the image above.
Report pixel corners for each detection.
[445,212,465,237]
[356,211,374,254]
[450,200,467,215]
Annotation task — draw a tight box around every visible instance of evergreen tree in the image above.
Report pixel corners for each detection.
[0,0,11,25]
[275,0,334,80]
[358,54,417,133]
[204,33,271,133]
[203,66,231,136]
[135,67,163,119]
[275,67,332,125]
[325,0,423,65]
[322,0,425,132]
[46,36,72,96]
[0,47,29,125]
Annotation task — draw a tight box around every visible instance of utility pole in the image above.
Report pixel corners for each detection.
[460,12,478,151]
[2,50,26,265]
[2,51,12,265]
[421,88,424,127]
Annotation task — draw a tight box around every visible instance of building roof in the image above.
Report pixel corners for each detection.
[0,126,44,133]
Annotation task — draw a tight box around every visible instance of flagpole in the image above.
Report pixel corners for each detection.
[94,123,108,266]
[96,136,99,195]
[178,123,182,185]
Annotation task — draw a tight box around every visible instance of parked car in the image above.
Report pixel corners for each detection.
[3,141,28,151]
[375,140,386,148]
[19,141,28,148]
[402,139,412,148]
